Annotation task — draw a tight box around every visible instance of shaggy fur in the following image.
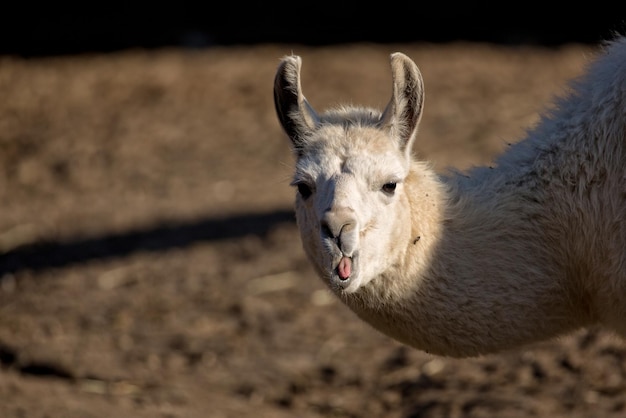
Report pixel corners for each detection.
[273,36,626,357]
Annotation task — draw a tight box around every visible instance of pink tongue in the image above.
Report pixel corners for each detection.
[338,257,352,280]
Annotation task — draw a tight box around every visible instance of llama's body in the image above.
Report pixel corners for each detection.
[274,36,626,357]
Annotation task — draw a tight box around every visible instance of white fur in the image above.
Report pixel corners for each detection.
[274,36,626,357]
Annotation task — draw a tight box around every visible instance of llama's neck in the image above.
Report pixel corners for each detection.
[343,163,589,357]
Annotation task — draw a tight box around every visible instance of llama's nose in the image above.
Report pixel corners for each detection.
[321,207,356,240]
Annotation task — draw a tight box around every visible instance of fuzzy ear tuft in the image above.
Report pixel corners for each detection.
[379,52,425,154]
[273,55,319,156]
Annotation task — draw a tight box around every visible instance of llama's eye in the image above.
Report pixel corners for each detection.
[382,182,397,195]
[296,182,313,199]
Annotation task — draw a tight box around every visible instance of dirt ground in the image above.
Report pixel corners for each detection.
[1,40,625,418]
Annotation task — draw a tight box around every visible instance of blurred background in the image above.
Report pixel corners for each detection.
[1,5,625,56]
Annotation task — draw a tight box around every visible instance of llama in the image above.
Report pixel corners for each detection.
[273,36,626,358]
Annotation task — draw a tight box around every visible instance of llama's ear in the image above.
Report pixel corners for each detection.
[274,55,319,156]
[379,52,424,154]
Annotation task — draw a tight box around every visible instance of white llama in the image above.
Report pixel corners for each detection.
[273,36,626,358]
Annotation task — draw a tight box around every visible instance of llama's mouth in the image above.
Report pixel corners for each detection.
[337,256,352,280]
[331,254,360,292]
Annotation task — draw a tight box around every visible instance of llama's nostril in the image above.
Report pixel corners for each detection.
[322,207,356,241]
[321,222,334,239]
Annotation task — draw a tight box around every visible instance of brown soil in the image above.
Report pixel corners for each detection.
[1,41,625,418]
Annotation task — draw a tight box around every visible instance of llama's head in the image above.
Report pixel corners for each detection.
[274,53,425,294]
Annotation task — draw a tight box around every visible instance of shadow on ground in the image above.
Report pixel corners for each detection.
[0,210,295,276]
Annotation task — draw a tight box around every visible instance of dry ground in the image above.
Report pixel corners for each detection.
[1,40,625,417]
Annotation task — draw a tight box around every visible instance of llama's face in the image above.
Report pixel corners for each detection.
[274,52,424,295]
[292,125,411,293]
